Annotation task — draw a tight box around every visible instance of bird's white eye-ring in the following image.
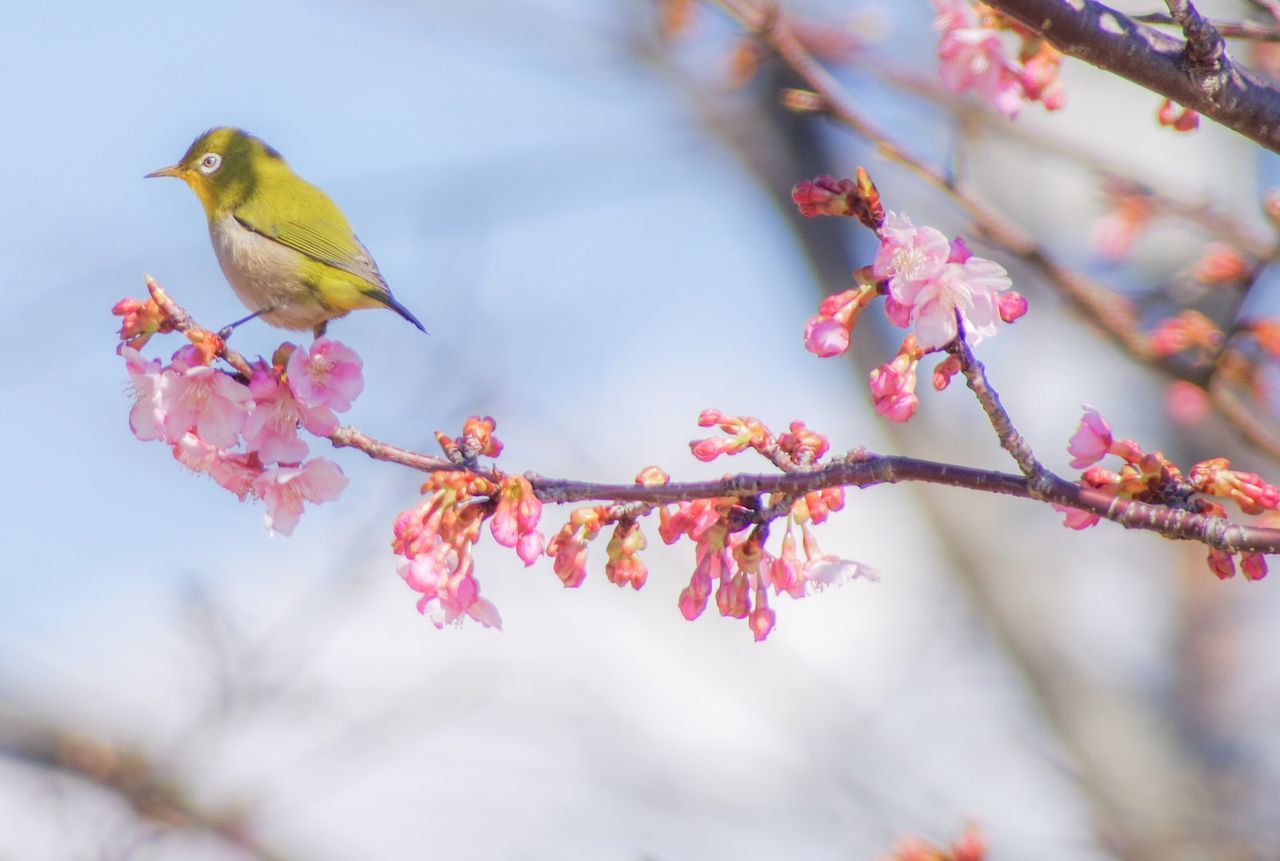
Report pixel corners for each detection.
[198,153,222,175]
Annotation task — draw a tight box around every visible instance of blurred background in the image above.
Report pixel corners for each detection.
[3,0,1280,858]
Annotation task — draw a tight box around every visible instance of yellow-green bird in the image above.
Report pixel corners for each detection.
[147,127,425,336]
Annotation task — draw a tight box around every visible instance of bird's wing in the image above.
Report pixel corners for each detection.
[233,180,390,291]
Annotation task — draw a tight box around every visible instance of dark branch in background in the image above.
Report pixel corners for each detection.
[984,0,1280,152]
[145,278,1280,554]
[0,707,284,861]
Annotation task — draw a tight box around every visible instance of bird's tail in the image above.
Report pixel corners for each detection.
[372,291,428,334]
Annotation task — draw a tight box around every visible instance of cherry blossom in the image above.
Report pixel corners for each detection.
[254,458,349,536]
[286,338,364,412]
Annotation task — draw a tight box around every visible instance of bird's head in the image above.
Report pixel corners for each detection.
[146,127,283,218]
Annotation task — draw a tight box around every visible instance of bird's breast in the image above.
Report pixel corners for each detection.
[208,215,329,330]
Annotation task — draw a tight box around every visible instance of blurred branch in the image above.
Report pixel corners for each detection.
[0,705,284,861]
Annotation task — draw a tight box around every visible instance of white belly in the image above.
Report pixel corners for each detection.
[208,215,331,330]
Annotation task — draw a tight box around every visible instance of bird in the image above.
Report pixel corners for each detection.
[146,127,426,337]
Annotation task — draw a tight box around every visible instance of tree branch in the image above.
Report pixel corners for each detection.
[985,0,1280,150]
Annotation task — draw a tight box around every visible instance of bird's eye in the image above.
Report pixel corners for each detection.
[198,153,222,175]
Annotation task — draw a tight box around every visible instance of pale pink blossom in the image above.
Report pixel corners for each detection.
[883,295,913,328]
[254,458,348,536]
[874,213,1011,349]
[873,212,950,294]
[160,363,252,449]
[801,556,881,594]
[244,362,338,465]
[398,551,502,629]
[1067,406,1113,469]
[171,432,261,499]
[122,347,168,442]
[906,256,1009,349]
[937,22,1026,118]
[286,338,364,412]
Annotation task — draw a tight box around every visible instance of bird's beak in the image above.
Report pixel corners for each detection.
[144,164,184,179]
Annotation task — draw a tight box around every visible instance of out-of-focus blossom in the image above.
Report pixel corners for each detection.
[1157,98,1200,132]
[1192,242,1250,286]
[1166,381,1210,426]
[1149,310,1222,358]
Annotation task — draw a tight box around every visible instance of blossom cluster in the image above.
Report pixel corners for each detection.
[116,298,358,536]
[390,413,876,640]
[1057,406,1279,580]
[792,176,1026,423]
[933,0,1065,118]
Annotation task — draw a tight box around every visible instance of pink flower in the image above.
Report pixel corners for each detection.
[937,20,1025,118]
[803,315,851,357]
[1166,381,1209,426]
[244,362,338,465]
[286,338,364,412]
[870,341,921,423]
[1067,406,1113,469]
[875,213,1012,349]
[883,295,913,328]
[1207,548,1236,580]
[398,551,502,629]
[253,458,348,536]
[551,534,589,587]
[160,363,252,449]
[874,212,950,294]
[907,256,1009,349]
[490,475,544,567]
[171,432,262,499]
[748,588,776,642]
[1242,553,1268,581]
[122,346,168,442]
[998,291,1028,323]
[678,551,717,620]
[1052,503,1100,530]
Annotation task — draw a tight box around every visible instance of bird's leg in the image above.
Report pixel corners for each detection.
[312,320,328,338]
[216,307,274,341]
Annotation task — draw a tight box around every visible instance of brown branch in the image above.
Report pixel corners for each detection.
[984,0,1280,150]
[1164,0,1229,74]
